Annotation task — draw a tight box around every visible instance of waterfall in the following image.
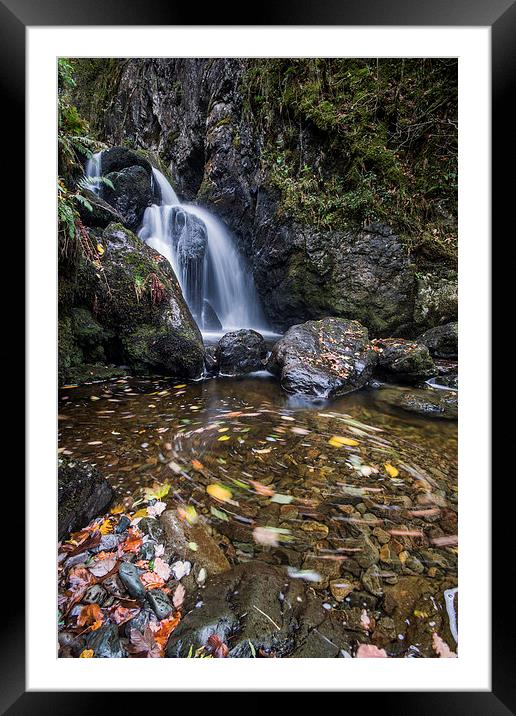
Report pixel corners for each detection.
[85,151,103,194]
[138,167,267,334]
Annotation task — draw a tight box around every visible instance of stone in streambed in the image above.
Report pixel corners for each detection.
[103,166,154,231]
[58,458,113,540]
[160,510,230,575]
[417,321,458,358]
[85,624,126,658]
[147,589,173,620]
[215,329,267,375]
[372,337,436,383]
[138,517,165,543]
[267,318,377,399]
[118,561,146,600]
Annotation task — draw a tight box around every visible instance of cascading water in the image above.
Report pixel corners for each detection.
[85,151,103,194]
[138,167,267,333]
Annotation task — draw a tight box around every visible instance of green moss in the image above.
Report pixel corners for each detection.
[242,58,457,260]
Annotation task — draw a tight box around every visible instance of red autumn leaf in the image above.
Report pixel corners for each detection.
[127,626,162,658]
[140,571,165,589]
[207,634,229,658]
[109,605,140,626]
[121,527,143,553]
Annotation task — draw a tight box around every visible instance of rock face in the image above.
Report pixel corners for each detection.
[165,561,359,658]
[75,60,457,337]
[58,459,113,539]
[216,329,267,375]
[268,318,377,398]
[418,322,458,358]
[72,222,205,379]
[201,299,222,331]
[372,338,436,383]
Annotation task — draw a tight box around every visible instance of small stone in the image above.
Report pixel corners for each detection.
[138,517,165,542]
[373,527,391,545]
[300,521,329,538]
[147,589,173,619]
[118,561,146,600]
[85,624,126,658]
[115,515,131,533]
[83,584,108,606]
[329,579,355,601]
[139,541,156,561]
[405,555,424,574]
[361,564,384,597]
[379,544,391,563]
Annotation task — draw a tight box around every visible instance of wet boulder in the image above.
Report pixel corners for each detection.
[58,458,113,540]
[378,386,458,419]
[103,166,154,231]
[80,222,205,378]
[165,561,362,658]
[418,322,458,359]
[98,146,153,177]
[216,329,267,375]
[268,318,377,399]
[75,188,125,229]
[175,211,208,319]
[372,338,436,383]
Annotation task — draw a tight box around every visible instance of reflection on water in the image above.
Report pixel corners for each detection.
[59,374,458,655]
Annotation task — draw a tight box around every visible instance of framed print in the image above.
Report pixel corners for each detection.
[4,0,507,709]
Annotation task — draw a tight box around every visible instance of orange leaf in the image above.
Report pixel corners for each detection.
[80,649,94,658]
[77,603,104,631]
[122,527,143,553]
[152,613,181,648]
[191,459,204,472]
[141,571,165,590]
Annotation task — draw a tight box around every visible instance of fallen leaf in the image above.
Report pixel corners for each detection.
[151,613,181,648]
[384,463,399,478]
[88,554,117,578]
[79,649,94,658]
[77,603,103,631]
[432,632,457,658]
[328,435,359,448]
[127,626,162,658]
[250,480,275,497]
[206,484,232,502]
[153,556,171,582]
[207,634,229,658]
[356,644,387,658]
[217,435,231,442]
[173,583,186,609]
[147,501,167,518]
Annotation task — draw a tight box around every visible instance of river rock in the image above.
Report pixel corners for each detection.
[103,165,154,231]
[98,146,153,177]
[58,458,113,540]
[398,389,458,419]
[80,222,205,378]
[85,624,127,658]
[160,510,231,574]
[418,322,458,358]
[147,589,173,620]
[372,338,436,383]
[215,329,267,375]
[118,561,146,600]
[138,517,165,543]
[268,318,377,399]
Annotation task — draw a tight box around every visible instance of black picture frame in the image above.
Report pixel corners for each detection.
[5,0,505,710]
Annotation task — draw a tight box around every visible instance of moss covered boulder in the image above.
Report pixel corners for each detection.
[372,337,436,383]
[79,222,205,378]
[268,317,378,398]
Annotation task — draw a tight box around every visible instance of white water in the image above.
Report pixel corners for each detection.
[139,167,267,333]
[85,151,103,194]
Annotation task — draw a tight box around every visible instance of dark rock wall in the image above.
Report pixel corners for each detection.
[73,59,457,336]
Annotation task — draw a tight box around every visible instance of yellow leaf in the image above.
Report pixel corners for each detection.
[217,435,230,442]
[96,243,105,255]
[328,435,359,448]
[80,649,94,658]
[384,463,399,478]
[99,518,113,535]
[133,508,148,518]
[206,484,232,502]
[174,384,187,389]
